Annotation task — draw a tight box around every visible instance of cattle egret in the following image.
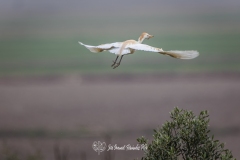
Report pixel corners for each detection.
[78,32,199,69]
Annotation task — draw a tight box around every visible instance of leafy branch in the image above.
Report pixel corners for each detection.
[137,107,235,160]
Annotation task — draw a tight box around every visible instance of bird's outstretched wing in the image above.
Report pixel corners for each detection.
[158,50,199,59]
[78,42,122,53]
[128,43,163,52]
[128,44,199,59]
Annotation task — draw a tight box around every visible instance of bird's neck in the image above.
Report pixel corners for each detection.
[138,35,145,43]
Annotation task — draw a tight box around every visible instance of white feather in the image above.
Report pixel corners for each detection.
[160,50,199,59]
[78,42,122,53]
[127,43,163,52]
[96,42,122,49]
[127,43,198,59]
[108,48,131,55]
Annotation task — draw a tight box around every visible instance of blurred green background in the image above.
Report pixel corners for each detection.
[1,0,240,76]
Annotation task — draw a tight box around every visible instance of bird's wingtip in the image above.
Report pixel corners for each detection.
[78,41,83,45]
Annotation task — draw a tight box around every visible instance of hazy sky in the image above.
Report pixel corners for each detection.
[1,0,239,39]
[1,0,240,13]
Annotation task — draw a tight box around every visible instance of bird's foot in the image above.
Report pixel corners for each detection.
[112,63,120,69]
[111,61,116,67]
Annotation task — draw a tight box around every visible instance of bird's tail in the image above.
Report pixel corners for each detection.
[159,50,199,59]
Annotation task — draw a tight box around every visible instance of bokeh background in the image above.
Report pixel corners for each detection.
[0,0,240,159]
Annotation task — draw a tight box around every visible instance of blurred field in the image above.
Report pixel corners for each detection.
[1,73,240,159]
[0,1,240,159]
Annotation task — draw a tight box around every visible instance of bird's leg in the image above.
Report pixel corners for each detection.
[113,55,124,69]
[111,56,119,67]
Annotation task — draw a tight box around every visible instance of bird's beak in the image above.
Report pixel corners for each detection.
[148,35,154,39]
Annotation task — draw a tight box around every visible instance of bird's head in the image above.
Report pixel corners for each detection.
[138,32,154,43]
[145,32,154,39]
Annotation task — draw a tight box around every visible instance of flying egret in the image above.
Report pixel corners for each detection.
[78,32,199,69]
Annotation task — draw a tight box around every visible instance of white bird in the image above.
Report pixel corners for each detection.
[78,32,199,69]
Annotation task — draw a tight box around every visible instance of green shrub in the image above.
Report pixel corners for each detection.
[137,107,235,160]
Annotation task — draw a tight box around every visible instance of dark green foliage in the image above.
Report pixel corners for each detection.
[137,107,235,160]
